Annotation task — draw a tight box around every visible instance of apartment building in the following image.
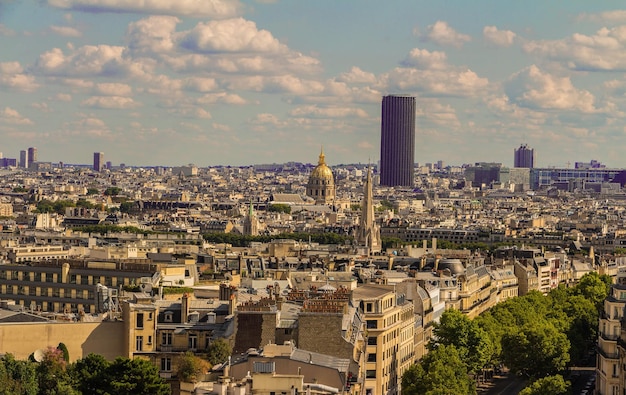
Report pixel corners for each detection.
[597,270,626,395]
[0,259,159,313]
[352,284,415,395]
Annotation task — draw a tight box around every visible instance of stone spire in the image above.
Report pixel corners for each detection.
[357,166,381,253]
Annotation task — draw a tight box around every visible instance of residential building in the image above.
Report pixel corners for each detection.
[352,283,415,395]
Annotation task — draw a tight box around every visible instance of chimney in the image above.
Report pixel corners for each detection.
[181,293,190,323]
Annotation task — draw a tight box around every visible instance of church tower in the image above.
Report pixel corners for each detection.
[243,201,259,236]
[306,148,335,205]
[357,166,381,253]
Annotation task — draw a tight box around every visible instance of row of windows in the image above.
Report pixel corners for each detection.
[0,270,137,287]
[2,285,95,299]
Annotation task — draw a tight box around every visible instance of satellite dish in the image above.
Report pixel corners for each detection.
[33,349,45,362]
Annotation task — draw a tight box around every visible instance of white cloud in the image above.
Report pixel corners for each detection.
[337,67,377,84]
[0,62,38,92]
[36,45,141,77]
[50,25,82,37]
[483,26,516,47]
[289,105,369,119]
[415,100,461,128]
[0,107,34,125]
[401,48,448,69]
[56,93,72,102]
[82,96,140,109]
[95,82,132,96]
[184,77,218,93]
[47,0,242,18]
[524,26,626,71]
[196,92,247,105]
[383,67,488,97]
[578,10,626,23]
[126,16,179,55]
[179,18,285,53]
[423,21,471,48]
[505,65,597,112]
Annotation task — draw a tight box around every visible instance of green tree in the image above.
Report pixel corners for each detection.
[69,353,109,395]
[176,352,210,383]
[432,309,493,374]
[86,188,99,195]
[573,272,611,310]
[401,345,475,395]
[0,353,38,395]
[519,375,569,395]
[104,187,122,196]
[207,338,232,365]
[501,323,569,379]
[267,203,291,214]
[119,201,135,213]
[105,357,170,395]
[57,343,69,364]
[36,347,77,395]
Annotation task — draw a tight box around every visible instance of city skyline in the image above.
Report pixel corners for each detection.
[3,1,626,166]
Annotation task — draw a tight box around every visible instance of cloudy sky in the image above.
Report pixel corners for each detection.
[2,1,626,167]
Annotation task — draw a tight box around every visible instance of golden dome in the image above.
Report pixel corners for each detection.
[309,149,334,182]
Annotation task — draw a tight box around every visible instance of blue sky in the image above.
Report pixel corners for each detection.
[2,0,626,167]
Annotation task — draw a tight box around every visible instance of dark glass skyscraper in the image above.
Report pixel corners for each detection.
[514,144,534,168]
[380,95,416,187]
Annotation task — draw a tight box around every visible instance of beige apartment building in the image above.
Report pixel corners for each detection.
[597,272,626,395]
[352,284,415,395]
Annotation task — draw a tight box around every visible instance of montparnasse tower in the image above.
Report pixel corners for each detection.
[306,147,335,205]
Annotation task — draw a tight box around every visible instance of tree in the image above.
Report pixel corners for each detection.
[401,345,475,395]
[176,352,210,383]
[105,357,170,395]
[573,272,611,310]
[0,353,38,395]
[268,203,291,214]
[104,187,122,196]
[69,353,110,395]
[207,338,232,365]
[519,375,569,395]
[57,343,69,363]
[501,323,569,379]
[86,188,100,195]
[432,309,493,374]
[36,347,76,395]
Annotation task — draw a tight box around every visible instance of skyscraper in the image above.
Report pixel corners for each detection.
[93,152,104,172]
[19,150,28,168]
[380,94,416,187]
[514,144,534,168]
[27,147,37,168]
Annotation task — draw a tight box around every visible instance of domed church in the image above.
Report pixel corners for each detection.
[306,148,335,205]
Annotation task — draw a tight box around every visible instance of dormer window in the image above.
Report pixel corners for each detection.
[164,311,173,323]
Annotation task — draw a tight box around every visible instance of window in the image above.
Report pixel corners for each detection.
[136,336,143,351]
[366,320,377,329]
[136,313,144,329]
[70,274,77,284]
[148,312,153,321]
[367,353,377,362]
[188,334,198,350]
[366,370,376,379]
[366,303,373,312]
[367,337,377,346]
[161,357,171,372]
[162,332,172,345]
[164,312,173,323]
[147,336,152,345]
[46,273,54,282]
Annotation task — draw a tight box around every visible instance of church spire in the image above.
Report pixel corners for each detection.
[318,146,326,165]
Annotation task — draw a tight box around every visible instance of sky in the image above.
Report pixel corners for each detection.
[3,1,626,167]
